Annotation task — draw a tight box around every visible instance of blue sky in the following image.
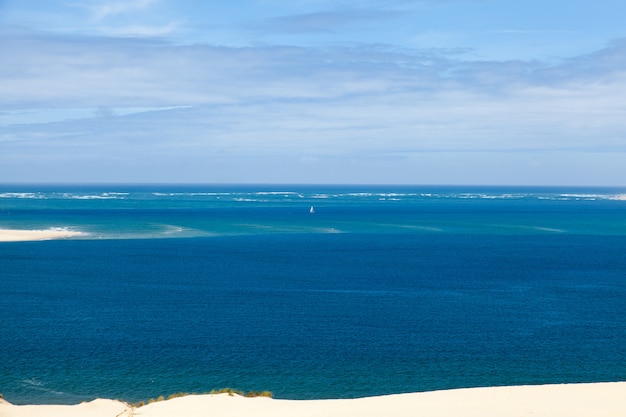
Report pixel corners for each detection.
[1,0,625,185]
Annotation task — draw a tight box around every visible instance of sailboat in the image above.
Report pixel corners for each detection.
[309,206,315,214]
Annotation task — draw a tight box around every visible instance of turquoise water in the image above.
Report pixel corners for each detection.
[1,185,626,404]
[2,184,626,238]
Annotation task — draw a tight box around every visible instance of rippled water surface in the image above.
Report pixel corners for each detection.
[1,185,626,404]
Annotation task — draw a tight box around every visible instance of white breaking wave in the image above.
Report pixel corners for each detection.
[0,192,45,199]
[152,192,234,196]
[254,191,298,195]
[66,194,123,200]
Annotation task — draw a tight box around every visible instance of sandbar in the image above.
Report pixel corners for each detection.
[0,228,87,242]
[1,382,625,417]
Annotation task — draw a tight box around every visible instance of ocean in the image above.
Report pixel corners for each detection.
[1,184,626,404]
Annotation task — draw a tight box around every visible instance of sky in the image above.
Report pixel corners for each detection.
[1,0,625,185]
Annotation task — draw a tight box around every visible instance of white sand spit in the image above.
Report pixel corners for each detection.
[0,228,87,242]
[1,382,625,417]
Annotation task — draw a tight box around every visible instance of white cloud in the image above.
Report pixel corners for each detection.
[1,24,626,184]
[2,29,625,108]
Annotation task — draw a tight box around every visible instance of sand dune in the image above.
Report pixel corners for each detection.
[0,399,129,417]
[2,382,625,417]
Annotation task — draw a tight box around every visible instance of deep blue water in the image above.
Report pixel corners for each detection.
[1,185,626,404]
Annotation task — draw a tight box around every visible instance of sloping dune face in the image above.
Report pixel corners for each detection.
[2,382,626,417]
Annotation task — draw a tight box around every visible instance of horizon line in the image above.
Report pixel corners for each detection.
[1,182,626,189]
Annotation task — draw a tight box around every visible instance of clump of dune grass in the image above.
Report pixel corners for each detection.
[209,388,273,398]
[167,392,192,400]
[149,395,165,404]
[130,388,273,407]
[245,391,273,398]
[209,388,244,396]
[130,395,166,407]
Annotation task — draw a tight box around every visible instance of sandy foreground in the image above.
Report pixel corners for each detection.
[1,382,625,417]
[0,228,87,242]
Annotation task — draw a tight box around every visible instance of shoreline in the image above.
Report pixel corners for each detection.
[2,382,625,417]
[0,228,87,242]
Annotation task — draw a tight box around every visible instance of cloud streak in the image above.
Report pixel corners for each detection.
[88,0,157,21]
[250,9,403,34]
[2,29,625,108]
